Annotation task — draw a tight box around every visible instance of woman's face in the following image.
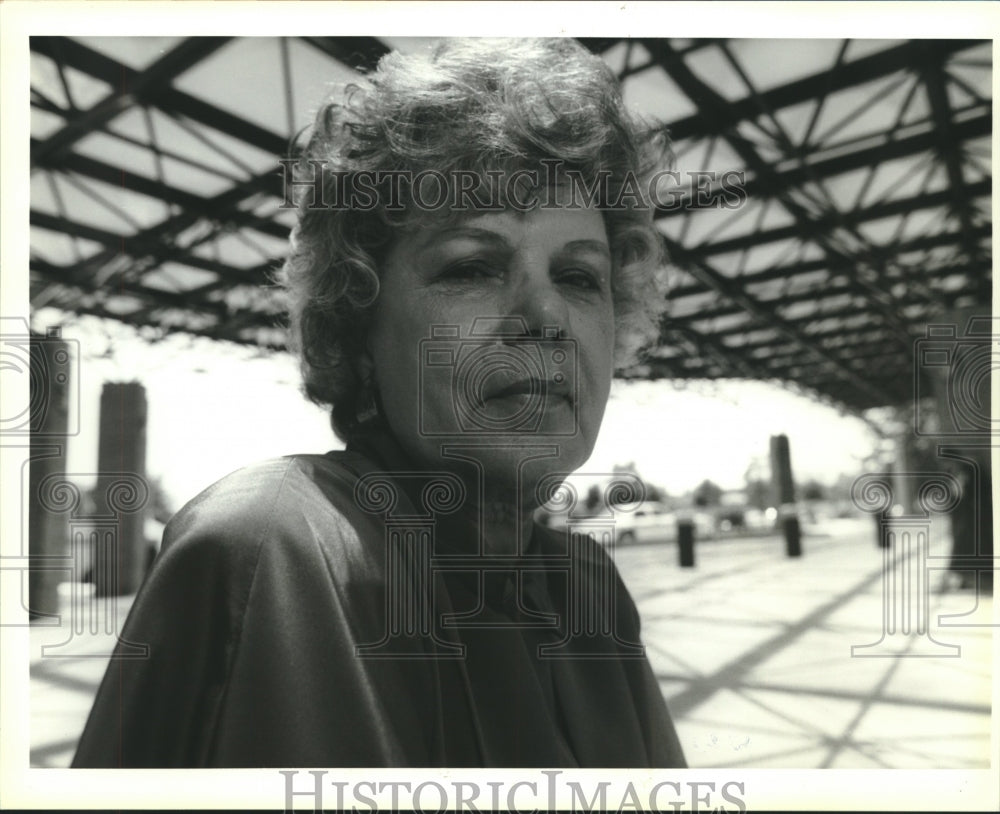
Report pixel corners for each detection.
[366,204,616,493]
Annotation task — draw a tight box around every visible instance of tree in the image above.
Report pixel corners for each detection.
[692,479,723,508]
[745,478,771,510]
[800,479,826,502]
[743,456,771,510]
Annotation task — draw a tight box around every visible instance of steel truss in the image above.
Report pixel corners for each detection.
[29,36,991,414]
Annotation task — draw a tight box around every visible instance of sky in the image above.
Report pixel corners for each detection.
[36,310,881,512]
[591,377,880,495]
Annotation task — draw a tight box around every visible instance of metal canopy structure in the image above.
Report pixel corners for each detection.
[29,36,992,414]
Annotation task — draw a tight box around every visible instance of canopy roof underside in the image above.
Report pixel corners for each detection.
[29,36,993,413]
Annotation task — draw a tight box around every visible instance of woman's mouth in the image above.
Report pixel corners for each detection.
[479,377,572,406]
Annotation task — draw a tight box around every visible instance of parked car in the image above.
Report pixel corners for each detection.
[537,500,719,546]
[611,501,678,545]
[538,500,670,541]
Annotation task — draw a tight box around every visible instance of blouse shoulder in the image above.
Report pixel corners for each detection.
[155,452,384,575]
[73,451,426,767]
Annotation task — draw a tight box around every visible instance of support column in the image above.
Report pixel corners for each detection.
[917,307,996,591]
[28,331,71,619]
[770,434,801,557]
[94,382,148,596]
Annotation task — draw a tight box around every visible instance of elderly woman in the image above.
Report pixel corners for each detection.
[73,38,685,768]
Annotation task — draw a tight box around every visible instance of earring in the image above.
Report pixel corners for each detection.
[355,380,379,426]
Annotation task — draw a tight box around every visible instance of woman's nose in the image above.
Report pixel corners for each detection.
[507,267,569,337]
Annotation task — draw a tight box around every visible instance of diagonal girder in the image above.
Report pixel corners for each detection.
[646,39,959,351]
[30,209,276,288]
[657,39,983,142]
[662,234,898,407]
[704,285,977,348]
[653,111,991,221]
[668,223,990,300]
[668,259,986,323]
[27,281,287,351]
[672,178,991,261]
[31,35,393,155]
[31,36,289,156]
[920,45,990,299]
[25,36,992,417]
[34,144,286,239]
[32,37,231,166]
[40,164,283,304]
[30,258,219,314]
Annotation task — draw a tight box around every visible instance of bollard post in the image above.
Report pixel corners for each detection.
[782,512,802,557]
[875,510,890,548]
[677,518,695,568]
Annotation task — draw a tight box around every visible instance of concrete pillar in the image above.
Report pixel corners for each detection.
[770,434,802,557]
[940,446,993,591]
[93,382,148,597]
[28,331,71,619]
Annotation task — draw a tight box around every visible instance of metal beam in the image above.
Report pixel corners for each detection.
[30,260,284,344]
[705,287,975,347]
[29,296,287,351]
[920,46,990,297]
[36,161,284,306]
[30,209,275,287]
[654,39,981,141]
[31,37,289,156]
[667,219,989,303]
[32,38,231,165]
[648,39,951,349]
[667,260,985,323]
[654,110,990,227]
[30,258,220,312]
[661,235,898,406]
[34,146,286,239]
[671,179,991,261]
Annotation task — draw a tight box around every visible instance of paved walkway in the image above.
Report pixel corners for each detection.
[27,517,994,769]
[616,518,994,769]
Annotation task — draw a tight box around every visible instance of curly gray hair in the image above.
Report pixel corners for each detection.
[278,38,672,442]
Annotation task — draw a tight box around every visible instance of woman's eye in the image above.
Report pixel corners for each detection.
[557,268,601,291]
[439,260,499,280]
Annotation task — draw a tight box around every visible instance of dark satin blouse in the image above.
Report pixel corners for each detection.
[72,439,686,768]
